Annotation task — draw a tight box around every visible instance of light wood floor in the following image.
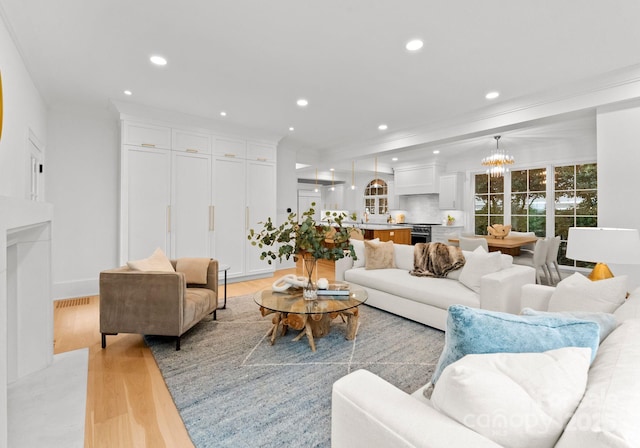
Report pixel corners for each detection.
[54,261,335,447]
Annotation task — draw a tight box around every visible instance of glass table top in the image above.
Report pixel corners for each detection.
[253,283,367,315]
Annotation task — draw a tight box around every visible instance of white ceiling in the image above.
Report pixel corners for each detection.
[2,1,640,172]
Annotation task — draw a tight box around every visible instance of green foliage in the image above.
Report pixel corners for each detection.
[247,203,357,264]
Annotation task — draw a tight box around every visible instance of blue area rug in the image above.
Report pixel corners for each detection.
[145,294,445,447]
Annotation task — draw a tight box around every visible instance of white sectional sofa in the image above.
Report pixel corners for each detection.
[335,242,536,331]
[332,284,640,447]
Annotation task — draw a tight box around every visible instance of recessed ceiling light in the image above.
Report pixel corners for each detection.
[150,55,167,66]
[378,124,388,130]
[392,157,398,161]
[289,127,294,131]
[296,98,308,107]
[405,39,424,52]
[220,111,227,116]
[485,91,500,100]
[433,150,440,154]
[123,90,132,96]
[329,168,335,172]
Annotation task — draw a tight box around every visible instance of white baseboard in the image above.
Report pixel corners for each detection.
[52,278,98,300]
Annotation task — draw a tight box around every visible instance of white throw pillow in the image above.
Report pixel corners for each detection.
[350,238,379,268]
[458,246,502,293]
[548,272,628,314]
[127,248,175,272]
[431,347,591,448]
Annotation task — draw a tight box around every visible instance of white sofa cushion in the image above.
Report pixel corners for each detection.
[556,319,640,447]
[458,247,503,293]
[548,272,628,314]
[431,347,591,448]
[345,268,480,310]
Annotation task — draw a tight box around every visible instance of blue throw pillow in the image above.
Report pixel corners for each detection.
[431,305,600,385]
[520,308,618,343]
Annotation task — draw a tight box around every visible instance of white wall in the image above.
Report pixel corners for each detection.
[47,105,119,298]
[276,145,297,269]
[596,104,640,288]
[0,14,47,198]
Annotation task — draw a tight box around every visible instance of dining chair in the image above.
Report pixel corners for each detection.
[459,236,489,252]
[509,231,536,252]
[545,235,562,285]
[513,237,550,284]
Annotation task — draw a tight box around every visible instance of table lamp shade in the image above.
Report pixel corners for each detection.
[566,227,640,266]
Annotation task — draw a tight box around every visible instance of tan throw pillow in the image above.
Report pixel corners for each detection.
[176,258,210,284]
[127,247,175,272]
[364,240,396,270]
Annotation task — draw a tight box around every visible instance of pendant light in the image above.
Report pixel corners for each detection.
[314,168,319,193]
[330,170,335,191]
[481,135,514,178]
[351,161,356,190]
[372,157,380,188]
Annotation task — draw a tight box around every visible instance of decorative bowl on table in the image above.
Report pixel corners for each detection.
[487,224,511,239]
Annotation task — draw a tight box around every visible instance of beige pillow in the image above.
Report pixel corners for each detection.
[364,240,396,270]
[176,258,210,284]
[127,248,174,272]
[350,237,379,268]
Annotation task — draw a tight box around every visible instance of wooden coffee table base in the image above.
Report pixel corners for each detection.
[261,307,359,352]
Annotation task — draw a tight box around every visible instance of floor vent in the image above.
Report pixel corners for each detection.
[55,297,91,309]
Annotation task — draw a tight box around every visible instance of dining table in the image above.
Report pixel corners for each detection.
[448,235,539,256]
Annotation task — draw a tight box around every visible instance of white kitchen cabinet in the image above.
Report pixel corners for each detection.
[121,145,171,262]
[439,173,463,209]
[170,151,212,258]
[122,121,172,149]
[172,129,211,154]
[394,164,443,195]
[212,155,247,278]
[247,142,277,162]
[245,160,276,276]
[214,136,247,158]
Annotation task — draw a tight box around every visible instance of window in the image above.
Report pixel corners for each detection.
[364,178,388,215]
[474,174,504,235]
[554,163,597,267]
[511,168,547,237]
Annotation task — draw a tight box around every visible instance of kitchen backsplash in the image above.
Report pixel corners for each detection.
[398,194,465,226]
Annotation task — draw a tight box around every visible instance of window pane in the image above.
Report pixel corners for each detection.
[489,194,504,214]
[554,216,574,241]
[475,195,488,214]
[365,199,374,211]
[511,170,527,193]
[576,163,597,189]
[529,168,546,192]
[511,215,527,232]
[475,174,488,194]
[475,216,488,235]
[576,190,597,215]
[528,216,546,237]
[378,198,388,214]
[489,215,504,227]
[489,176,504,194]
[555,192,575,215]
[555,166,575,191]
[529,193,546,215]
[511,193,527,215]
[576,216,598,227]
[558,241,570,266]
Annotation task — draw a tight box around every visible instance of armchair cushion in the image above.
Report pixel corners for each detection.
[126,247,174,272]
[176,257,211,284]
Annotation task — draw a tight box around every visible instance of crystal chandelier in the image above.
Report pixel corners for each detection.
[481,135,514,177]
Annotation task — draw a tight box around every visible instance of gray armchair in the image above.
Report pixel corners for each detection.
[99,259,219,350]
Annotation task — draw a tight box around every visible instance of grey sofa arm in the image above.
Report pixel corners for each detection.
[99,267,186,337]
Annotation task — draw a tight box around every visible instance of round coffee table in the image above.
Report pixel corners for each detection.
[253,283,367,352]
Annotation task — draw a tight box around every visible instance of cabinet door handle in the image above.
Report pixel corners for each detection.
[186,148,198,153]
[224,153,236,158]
[141,143,156,148]
[246,207,249,230]
[209,206,215,231]
[257,157,267,162]
[167,205,172,232]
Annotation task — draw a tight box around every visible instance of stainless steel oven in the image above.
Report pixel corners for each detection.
[410,224,433,245]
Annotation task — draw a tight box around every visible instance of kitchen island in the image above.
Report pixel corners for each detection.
[355,224,411,245]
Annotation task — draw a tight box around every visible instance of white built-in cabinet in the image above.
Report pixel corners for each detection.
[120,120,277,280]
[438,173,463,209]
